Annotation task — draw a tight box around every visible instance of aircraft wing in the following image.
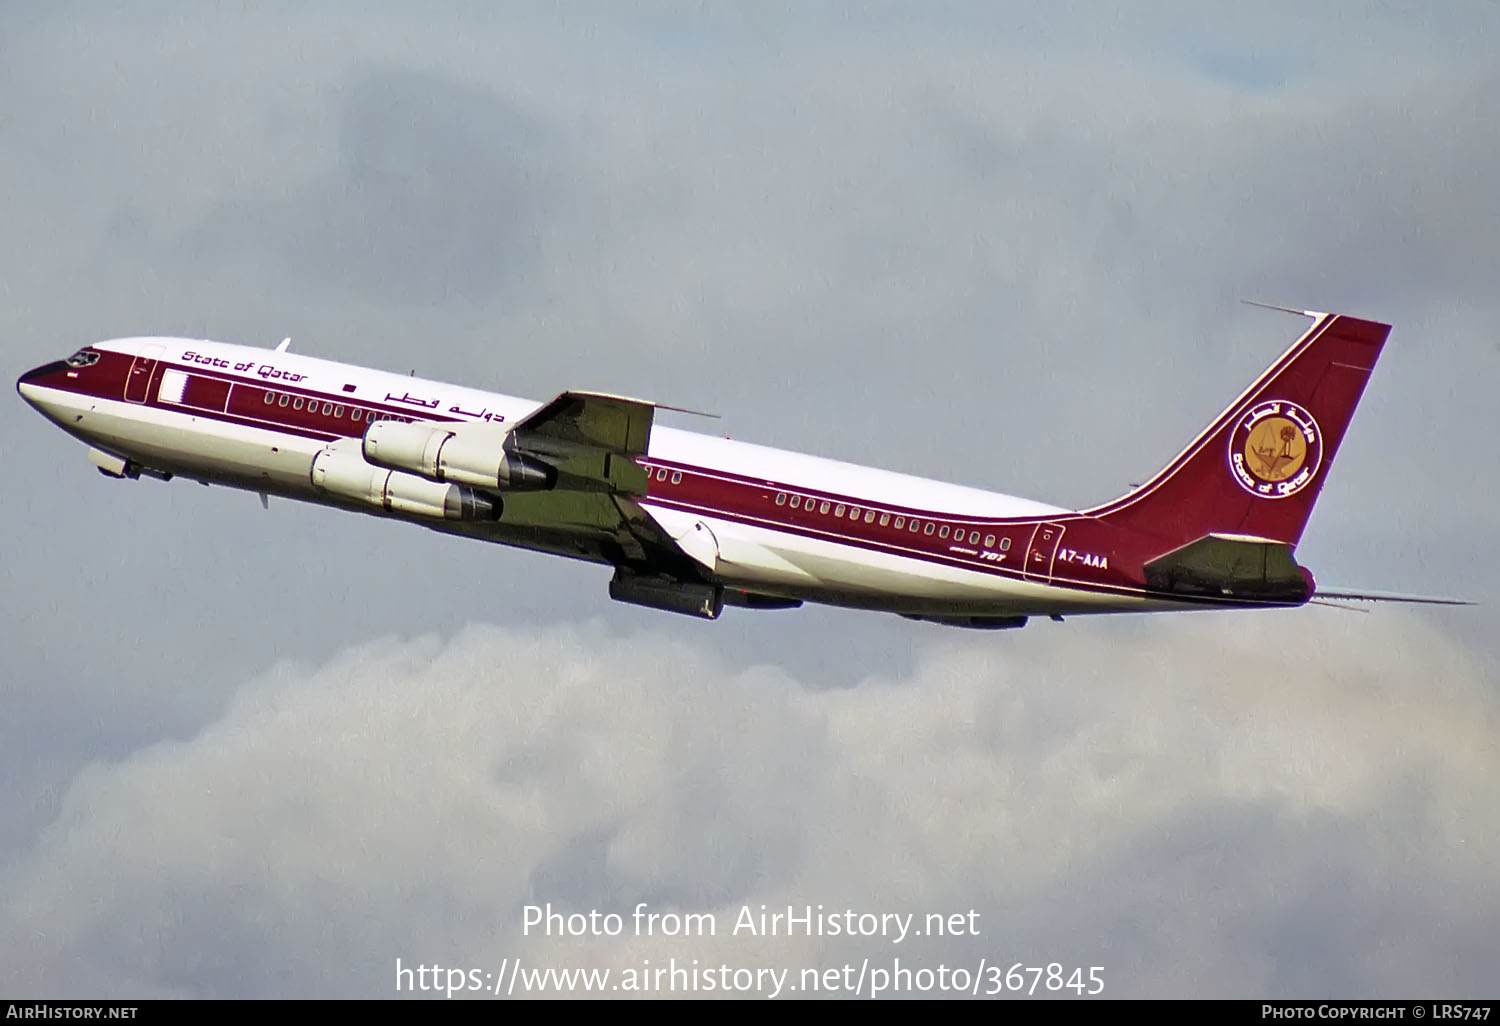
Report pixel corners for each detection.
[506,390,656,495]
[500,390,715,576]
[508,390,713,494]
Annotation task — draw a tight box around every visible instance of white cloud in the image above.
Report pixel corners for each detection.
[4,609,1494,997]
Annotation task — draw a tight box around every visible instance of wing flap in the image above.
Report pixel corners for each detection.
[514,391,656,456]
[508,390,684,496]
[502,389,717,579]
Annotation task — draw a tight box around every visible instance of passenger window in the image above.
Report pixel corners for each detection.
[970,530,980,544]
[776,493,787,506]
[790,496,800,509]
[671,471,682,485]
[322,403,333,415]
[656,468,668,482]
[279,395,289,407]
[835,504,846,517]
[1000,537,1012,552]
[909,520,920,532]
[293,398,304,410]
[263,391,274,404]
[984,534,996,548]
[819,501,831,514]
[879,513,890,526]
[894,517,905,529]
[864,510,876,524]
[924,523,935,535]
[939,526,950,539]
[334,406,345,417]
[351,410,362,422]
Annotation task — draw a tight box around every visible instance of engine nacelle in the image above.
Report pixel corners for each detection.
[362,420,554,492]
[310,447,498,521]
[609,570,724,620]
[899,614,1029,630]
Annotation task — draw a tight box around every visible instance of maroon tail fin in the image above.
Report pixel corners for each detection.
[1090,312,1390,550]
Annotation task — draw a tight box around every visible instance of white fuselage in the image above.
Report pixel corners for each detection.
[20,336,1187,621]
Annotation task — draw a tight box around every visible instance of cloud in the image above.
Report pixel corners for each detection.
[190,66,565,308]
[3,609,1494,997]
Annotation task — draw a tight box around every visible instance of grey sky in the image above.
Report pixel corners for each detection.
[2,1,1496,998]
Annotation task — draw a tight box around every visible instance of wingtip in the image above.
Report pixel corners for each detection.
[654,402,721,420]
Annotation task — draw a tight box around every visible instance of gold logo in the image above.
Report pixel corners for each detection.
[1245,416,1307,482]
[1228,400,1322,499]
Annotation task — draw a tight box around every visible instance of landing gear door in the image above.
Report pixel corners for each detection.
[124,345,164,403]
[639,503,720,574]
[1024,522,1066,581]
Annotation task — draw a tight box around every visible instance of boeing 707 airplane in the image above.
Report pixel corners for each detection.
[16,310,1461,626]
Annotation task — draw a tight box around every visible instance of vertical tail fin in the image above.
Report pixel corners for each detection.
[1091,311,1390,549]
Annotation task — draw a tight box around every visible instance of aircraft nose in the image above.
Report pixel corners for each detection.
[16,359,68,407]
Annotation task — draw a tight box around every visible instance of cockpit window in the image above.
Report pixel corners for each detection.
[65,348,101,368]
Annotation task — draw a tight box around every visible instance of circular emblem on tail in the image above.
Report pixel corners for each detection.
[1228,400,1322,499]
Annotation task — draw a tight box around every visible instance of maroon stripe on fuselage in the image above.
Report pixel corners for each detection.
[157,359,469,424]
[39,348,462,445]
[639,486,1133,600]
[640,464,1034,569]
[634,456,1150,595]
[639,455,1056,526]
[644,494,1037,584]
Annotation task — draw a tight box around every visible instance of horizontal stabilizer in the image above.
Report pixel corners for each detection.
[1144,534,1309,603]
[1313,588,1473,606]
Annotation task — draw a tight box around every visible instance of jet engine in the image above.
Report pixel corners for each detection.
[311,447,498,521]
[362,421,554,492]
[608,570,724,620]
[899,614,1029,630]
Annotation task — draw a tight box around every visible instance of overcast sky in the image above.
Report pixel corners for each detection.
[2,1,1496,999]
